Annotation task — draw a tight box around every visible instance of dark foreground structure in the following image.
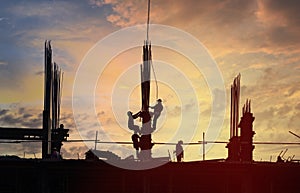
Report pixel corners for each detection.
[0,159,299,193]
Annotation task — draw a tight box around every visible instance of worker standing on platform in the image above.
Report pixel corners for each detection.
[175,140,184,162]
[149,99,163,130]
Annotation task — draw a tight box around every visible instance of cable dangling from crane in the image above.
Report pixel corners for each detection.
[151,60,158,100]
[146,0,159,100]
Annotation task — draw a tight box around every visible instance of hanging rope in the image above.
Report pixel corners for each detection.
[151,60,158,99]
[146,0,159,100]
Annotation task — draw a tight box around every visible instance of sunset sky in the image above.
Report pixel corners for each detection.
[0,0,299,162]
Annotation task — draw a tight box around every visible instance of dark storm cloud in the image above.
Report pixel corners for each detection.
[0,107,41,128]
[0,113,21,126]
[21,116,42,128]
[22,113,33,119]
[0,109,9,116]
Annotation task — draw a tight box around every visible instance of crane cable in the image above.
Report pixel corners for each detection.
[146,0,159,100]
[151,60,158,100]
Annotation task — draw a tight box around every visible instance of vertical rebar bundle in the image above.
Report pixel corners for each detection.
[141,43,151,113]
[42,40,64,159]
[230,74,240,138]
[43,40,52,158]
[52,63,63,131]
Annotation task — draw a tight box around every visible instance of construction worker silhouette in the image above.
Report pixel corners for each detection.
[51,147,61,160]
[149,99,163,130]
[127,111,140,134]
[175,140,184,162]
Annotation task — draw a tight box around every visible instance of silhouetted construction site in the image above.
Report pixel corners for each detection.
[0,1,299,193]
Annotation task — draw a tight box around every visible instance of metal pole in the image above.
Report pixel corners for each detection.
[203,132,205,161]
[146,0,151,44]
[236,74,240,136]
[94,131,98,150]
[289,131,300,139]
[42,40,52,159]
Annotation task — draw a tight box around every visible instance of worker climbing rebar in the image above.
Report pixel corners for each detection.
[127,111,140,134]
[149,99,163,130]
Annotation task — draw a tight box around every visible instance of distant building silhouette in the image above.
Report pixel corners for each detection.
[85,149,121,161]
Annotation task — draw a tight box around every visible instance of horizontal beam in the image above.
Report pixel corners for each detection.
[1,138,300,145]
[198,141,300,145]
[0,127,69,141]
[0,127,43,140]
